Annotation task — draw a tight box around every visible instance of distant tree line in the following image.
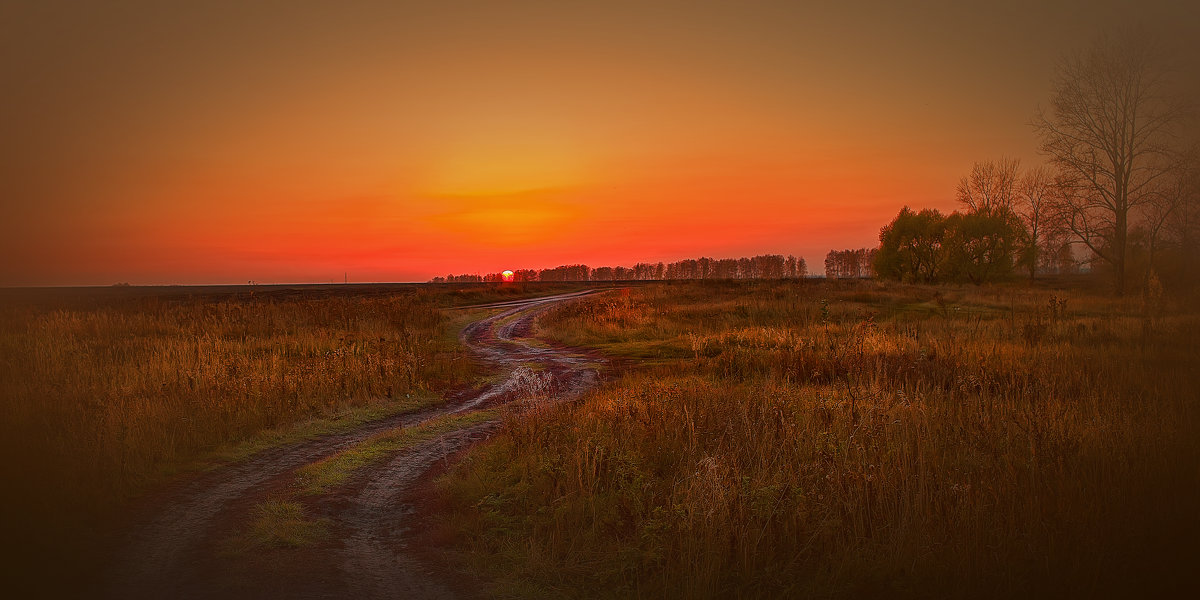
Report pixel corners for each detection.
[824,248,878,279]
[429,254,808,283]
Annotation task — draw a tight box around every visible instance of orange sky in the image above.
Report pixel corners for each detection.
[2,1,1198,284]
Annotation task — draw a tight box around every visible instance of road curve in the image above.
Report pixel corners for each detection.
[107,290,603,599]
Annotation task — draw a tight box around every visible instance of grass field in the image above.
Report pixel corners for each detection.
[0,291,441,512]
[0,282,593,586]
[433,280,1200,598]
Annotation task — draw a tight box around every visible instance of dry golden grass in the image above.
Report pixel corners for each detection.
[435,280,1200,598]
[0,288,480,564]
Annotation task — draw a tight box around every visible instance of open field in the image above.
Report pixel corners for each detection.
[100,289,601,599]
[0,282,596,594]
[0,289,444,516]
[5,279,1198,598]
[433,280,1200,598]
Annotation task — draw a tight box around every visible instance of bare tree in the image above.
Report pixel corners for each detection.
[956,158,1021,214]
[1015,166,1055,279]
[1032,32,1189,295]
[1166,160,1200,270]
[1144,155,1200,279]
[1142,170,1186,270]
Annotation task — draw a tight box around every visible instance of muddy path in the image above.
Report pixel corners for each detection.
[107,290,604,599]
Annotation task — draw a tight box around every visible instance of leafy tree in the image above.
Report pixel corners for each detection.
[944,210,1021,284]
[875,207,948,283]
[877,206,1022,285]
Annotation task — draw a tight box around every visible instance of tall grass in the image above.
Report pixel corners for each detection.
[435,280,1200,598]
[0,289,474,563]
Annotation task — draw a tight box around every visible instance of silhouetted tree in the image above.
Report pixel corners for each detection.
[875,207,948,283]
[1164,161,1200,286]
[825,249,876,278]
[876,207,1020,284]
[1127,159,1200,288]
[1033,32,1190,295]
[957,158,1020,214]
[1014,166,1057,279]
[944,210,1021,284]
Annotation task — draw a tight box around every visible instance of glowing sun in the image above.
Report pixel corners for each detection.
[501,270,515,282]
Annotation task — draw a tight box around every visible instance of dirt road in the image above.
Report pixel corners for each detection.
[107,290,602,599]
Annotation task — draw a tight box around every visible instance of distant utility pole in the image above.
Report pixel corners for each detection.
[344,272,347,284]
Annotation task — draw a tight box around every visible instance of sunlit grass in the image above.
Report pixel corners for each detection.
[435,280,1200,598]
[0,289,483,563]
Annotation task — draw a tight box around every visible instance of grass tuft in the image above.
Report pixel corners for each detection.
[224,499,329,553]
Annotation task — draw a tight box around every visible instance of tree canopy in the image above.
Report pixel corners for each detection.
[875,206,1021,284]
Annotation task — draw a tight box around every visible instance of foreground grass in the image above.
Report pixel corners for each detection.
[434,280,1200,598]
[0,285,500,594]
[0,291,469,505]
[217,408,500,559]
[225,500,330,553]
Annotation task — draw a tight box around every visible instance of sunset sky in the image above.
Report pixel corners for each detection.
[3,0,1198,284]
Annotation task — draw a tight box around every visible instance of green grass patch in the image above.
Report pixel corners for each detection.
[191,393,447,471]
[295,409,498,496]
[440,307,500,346]
[225,499,329,553]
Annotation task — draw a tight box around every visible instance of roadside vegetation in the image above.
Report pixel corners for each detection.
[0,284,566,588]
[225,499,331,553]
[296,409,497,496]
[1,291,452,508]
[433,279,1200,598]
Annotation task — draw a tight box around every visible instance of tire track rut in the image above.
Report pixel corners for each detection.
[108,290,603,599]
